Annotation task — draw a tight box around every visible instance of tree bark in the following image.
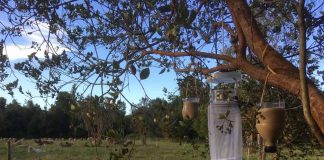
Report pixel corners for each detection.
[226,0,299,77]
[297,0,324,145]
[225,0,324,143]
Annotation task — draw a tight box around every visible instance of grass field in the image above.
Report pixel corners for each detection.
[0,139,322,160]
[0,138,209,160]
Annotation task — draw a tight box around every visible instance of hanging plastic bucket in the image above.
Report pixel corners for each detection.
[182,98,200,120]
[256,102,286,153]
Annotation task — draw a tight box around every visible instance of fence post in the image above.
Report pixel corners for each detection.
[7,141,12,160]
[247,134,253,160]
[257,134,266,160]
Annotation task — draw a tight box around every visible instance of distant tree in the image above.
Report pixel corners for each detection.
[192,105,208,139]
[0,97,7,136]
[77,96,127,140]
[131,98,153,145]
[52,92,75,113]
[0,97,6,109]
[0,98,47,138]
[145,98,175,138]
[47,92,73,137]
[24,100,46,138]
[4,100,26,137]
[6,99,21,109]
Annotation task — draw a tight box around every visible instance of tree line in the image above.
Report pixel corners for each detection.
[0,92,207,140]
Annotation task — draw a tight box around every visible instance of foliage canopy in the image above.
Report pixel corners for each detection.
[0,0,323,143]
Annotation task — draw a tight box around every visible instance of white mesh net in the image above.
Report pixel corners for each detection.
[208,102,242,160]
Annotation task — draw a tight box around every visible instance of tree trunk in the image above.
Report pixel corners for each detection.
[297,0,324,145]
[226,0,324,142]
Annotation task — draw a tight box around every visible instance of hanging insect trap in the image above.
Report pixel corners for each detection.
[256,102,285,153]
[208,71,242,160]
[256,73,286,153]
[182,77,200,120]
[182,97,200,120]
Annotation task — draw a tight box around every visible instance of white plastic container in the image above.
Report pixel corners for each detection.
[208,72,242,160]
[208,102,242,160]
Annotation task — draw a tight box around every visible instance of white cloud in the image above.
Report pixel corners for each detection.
[2,20,68,60]
[5,44,39,59]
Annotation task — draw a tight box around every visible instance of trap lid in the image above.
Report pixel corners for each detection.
[208,71,241,84]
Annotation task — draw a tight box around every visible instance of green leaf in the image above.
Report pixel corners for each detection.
[146,1,154,8]
[27,52,37,61]
[156,27,162,36]
[112,60,120,69]
[273,26,281,33]
[159,68,166,74]
[121,12,128,19]
[140,68,150,80]
[158,5,171,13]
[70,104,76,110]
[187,10,197,25]
[225,110,230,117]
[179,121,185,126]
[121,11,131,24]
[218,113,226,119]
[129,64,136,75]
[18,86,23,94]
[180,2,189,19]
[166,27,177,40]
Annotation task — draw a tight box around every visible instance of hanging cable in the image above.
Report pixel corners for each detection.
[260,72,271,106]
[250,0,254,52]
[221,1,225,54]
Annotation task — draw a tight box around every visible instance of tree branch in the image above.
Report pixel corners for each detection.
[311,15,324,28]
[142,50,235,62]
[174,63,237,75]
[227,5,247,59]
[201,64,238,75]
[296,0,324,145]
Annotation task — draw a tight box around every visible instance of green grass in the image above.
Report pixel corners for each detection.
[0,139,322,160]
[0,139,209,160]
